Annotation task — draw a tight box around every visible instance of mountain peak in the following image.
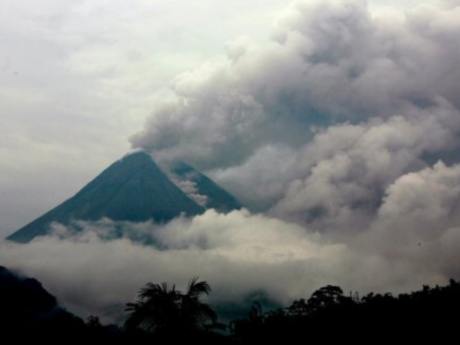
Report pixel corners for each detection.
[7,151,242,243]
[120,148,151,160]
[7,152,205,243]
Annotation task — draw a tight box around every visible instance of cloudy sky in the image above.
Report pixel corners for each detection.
[2,0,460,321]
[0,0,442,236]
[0,0,291,235]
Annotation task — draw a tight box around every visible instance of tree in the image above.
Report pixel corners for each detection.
[125,278,217,336]
[287,298,309,317]
[307,285,347,312]
[180,277,217,331]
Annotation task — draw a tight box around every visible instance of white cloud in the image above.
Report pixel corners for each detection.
[4,197,460,322]
[0,210,349,320]
[1,208,447,322]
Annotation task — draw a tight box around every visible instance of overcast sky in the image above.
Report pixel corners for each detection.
[0,0,288,235]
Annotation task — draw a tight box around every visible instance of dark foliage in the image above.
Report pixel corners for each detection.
[231,281,460,343]
[0,266,85,340]
[0,266,127,343]
[1,265,459,343]
[124,277,225,344]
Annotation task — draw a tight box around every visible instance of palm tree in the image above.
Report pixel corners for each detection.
[125,278,217,336]
[125,282,180,333]
[180,277,217,331]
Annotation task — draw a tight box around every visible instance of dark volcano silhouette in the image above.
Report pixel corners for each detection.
[7,151,218,243]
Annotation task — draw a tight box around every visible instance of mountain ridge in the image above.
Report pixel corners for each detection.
[7,151,215,243]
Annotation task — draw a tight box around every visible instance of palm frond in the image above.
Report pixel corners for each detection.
[187,277,211,299]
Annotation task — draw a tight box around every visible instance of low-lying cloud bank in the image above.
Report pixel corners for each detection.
[3,181,460,321]
[0,210,347,320]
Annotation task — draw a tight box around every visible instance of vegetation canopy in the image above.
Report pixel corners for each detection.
[1,265,459,343]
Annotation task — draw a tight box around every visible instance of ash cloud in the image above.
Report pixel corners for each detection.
[129,0,460,265]
[131,0,460,175]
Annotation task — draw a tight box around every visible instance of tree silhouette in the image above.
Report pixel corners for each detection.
[4,263,460,344]
[125,277,217,337]
[125,282,180,333]
[306,285,347,312]
[180,277,217,331]
[287,298,308,317]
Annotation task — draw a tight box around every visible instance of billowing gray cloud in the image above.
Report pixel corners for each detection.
[366,162,460,264]
[213,99,460,215]
[271,100,460,233]
[131,0,460,174]
[129,2,460,243]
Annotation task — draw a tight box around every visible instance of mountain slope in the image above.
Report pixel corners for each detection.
[0,266,86,338]
[8,151,204,243]
[171,161,242,213]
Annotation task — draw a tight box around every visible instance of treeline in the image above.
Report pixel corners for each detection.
[1,265,459,343]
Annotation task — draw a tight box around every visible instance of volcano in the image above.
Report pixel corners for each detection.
[7,150,240,243]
